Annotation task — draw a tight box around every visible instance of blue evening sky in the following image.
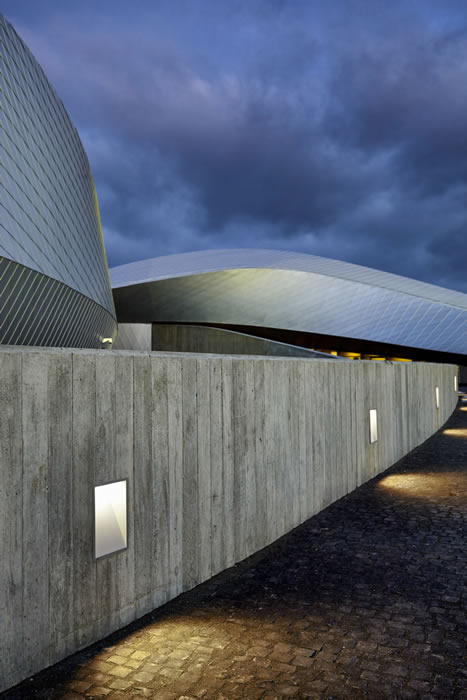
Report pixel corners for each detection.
[2,0,467,291]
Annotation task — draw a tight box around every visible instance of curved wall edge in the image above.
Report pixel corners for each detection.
[0,347,459,690]
[151,323,344,358]
[115,321,346,358]
[0,257,117,347]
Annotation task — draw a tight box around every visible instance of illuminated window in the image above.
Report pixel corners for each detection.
[369,409,378,443]
[94,480,128,559]
[435,386,440,410]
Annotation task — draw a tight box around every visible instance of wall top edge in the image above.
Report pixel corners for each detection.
[0,345,459,369]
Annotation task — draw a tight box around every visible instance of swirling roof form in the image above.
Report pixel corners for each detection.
[111,249,467,357]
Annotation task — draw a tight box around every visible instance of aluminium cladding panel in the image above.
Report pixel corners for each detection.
[0,15,116,346]
[0,257,116,347]
[112,267,467,357]
[110,248,467,310]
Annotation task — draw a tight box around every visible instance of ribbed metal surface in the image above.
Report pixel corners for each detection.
[0,14,116,347]
[0,257,116,347]
[111,248,467,310]
[111,249,467,357]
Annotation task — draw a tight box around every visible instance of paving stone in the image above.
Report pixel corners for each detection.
[269,661,297,674]
[85,687,111,697]
[106,666,132,679]
[86,661,112,674]
[131,671,154,684]
[270,650,294,663]
[106,656,129,666]
[158,666,183,680]
[293,654,315,667]
[69,681,92,693]
[108,680,132,690]
[246,646,270,658]
[164,657,186,669]
[130,651,150,661]
[84,673,112,686]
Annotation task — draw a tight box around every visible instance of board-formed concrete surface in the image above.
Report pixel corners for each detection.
[3,394,466,699]
[0,347,458,691]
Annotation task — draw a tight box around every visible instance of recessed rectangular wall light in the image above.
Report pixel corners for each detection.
[94,479,128,559]
[454,375,458,392]
[369,409,378,444]
[435,386,440,410]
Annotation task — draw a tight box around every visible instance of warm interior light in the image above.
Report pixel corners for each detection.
[435,386,440,409]
[94,480,127,559]
[369,409,378,443]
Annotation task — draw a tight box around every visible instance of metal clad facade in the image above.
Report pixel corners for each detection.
[0,15,116,347]
[111,250,467,357]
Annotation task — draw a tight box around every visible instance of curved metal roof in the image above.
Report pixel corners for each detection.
[110,249,467,357]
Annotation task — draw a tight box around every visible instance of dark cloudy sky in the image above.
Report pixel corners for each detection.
[3,1,467,291]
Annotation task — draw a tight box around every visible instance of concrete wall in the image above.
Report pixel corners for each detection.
[0,347,458,691]
[151,323,342,359]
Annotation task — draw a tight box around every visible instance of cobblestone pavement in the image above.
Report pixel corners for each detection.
[4,396,467,700]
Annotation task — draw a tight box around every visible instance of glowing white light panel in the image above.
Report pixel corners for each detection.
[454,375,458,392]
[369,409,378,444]
[435,386,440,410]
[94,480,127,559]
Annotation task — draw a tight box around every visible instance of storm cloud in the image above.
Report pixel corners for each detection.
[3,0,467,291]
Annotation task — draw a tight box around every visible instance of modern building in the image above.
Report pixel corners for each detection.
[0,15,116,348]
[0,14,465,695]
[0,11,465,364]
[111,249,467,365]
